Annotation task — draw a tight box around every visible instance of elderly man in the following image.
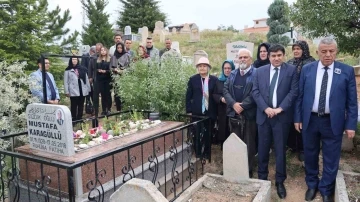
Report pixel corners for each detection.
[223,48,257,177]
[252,44,298,199]
[29,58,60,104]
[294,37,357,202]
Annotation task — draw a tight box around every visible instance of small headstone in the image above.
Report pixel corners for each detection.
[78,45,90,56]
[190,24,200,42]
[223,133,249,182]
[110,178,167,202]
[172,27,177,34]
[171,41,180,54]
[159,30,166,43]
[141,26,149,46]
[124,26,131,35]
[193,50,208,66]
[138,28,142,34]
[226,41,255,66]
[153,21,164,35]
[26,103,75,156]
[180,23,191,34]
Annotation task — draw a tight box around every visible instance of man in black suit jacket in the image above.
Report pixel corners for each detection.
[252,44,299,199]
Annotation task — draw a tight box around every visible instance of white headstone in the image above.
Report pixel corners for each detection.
[223,133,249,182]
[159,30,166,43]
[141,26,149,46]
[124,26,131,35]
[226,41,255,66]
[79,45,90,56]
[172,27,177,34]
[153,21,164,35]
[180,23,191,34]
[26,103,75,156]
[190,24,200,42]
[138,28,142,34]
[110,178,167,202]
[171,41,180,54]
[193,50,208,66]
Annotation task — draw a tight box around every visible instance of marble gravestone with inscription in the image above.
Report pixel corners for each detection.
[26,103,74,156]
[226,41,254,66]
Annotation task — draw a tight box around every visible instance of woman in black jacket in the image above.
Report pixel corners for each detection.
[96,47,112,115]
[212,60,235,144]
[186,57,217,157]
[253,42,271,68]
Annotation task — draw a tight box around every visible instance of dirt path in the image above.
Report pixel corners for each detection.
[204,144,360,202]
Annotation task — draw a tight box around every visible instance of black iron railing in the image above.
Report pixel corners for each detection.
[0,111,212,202]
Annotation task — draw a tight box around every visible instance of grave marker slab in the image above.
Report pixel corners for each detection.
[190,24,200,42]
[193,50,208,66]
[226,41,254,66]
[180,23,191,34]
[223,133,249,182]
[26,103,74,156]
[171,41,180,54]
[110,178,167,202]
[153,21,164,35]
[141,26,149,46]
[124,25,131,35]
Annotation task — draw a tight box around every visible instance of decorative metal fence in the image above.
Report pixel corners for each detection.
[0,111,212,202]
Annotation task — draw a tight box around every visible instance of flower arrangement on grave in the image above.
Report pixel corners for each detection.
[73,111,162,151]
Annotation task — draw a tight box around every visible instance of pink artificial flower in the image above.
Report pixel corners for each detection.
[89,128,96,134]
[101,133,109,140]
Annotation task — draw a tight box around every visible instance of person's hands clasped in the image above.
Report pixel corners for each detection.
[233,103,243,114]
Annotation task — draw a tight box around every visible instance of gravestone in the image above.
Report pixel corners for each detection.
[78,45,90,56]
[141,26,149,46]
[138,28,142,34]
[110,178,167,202]
[172,27,177,34]
[180,23,191,34]
[26,103,75,156]
[159,30,166,43]
[190,24,200,42]
[223,133,249,182]
[153,21,164,35]
[193,50,208,66]
[226,41,255,66]
[171,41,180,54]
[124,26,131,35]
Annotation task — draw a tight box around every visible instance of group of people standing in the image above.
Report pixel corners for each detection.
[185,37,357,202]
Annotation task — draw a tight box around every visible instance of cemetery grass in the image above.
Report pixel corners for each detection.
[205,144,360,202]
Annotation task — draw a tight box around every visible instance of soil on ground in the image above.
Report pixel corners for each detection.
[343,174,360,202]
[203,143,360,202]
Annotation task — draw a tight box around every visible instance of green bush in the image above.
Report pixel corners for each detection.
[114,58,196,120]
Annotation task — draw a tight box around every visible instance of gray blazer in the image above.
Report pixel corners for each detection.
[64,69,91,97]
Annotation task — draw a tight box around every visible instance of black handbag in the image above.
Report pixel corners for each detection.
[85,96,94,114]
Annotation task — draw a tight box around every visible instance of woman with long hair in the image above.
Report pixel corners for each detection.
[133,45,150,62]
[111,42,130,111]
[64,57,90,121]
[96,47,112,115]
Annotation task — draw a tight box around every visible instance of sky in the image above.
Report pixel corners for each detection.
[48,0,297,35]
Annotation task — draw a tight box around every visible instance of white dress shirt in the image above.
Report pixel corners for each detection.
[240,65,252,76]
[109,45,116,57]
[312,62,334,113]
[270,65,280,108]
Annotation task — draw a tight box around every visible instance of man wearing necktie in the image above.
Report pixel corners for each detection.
[252,44,299,199]
[294,38,357,202]
[29,58,60,104]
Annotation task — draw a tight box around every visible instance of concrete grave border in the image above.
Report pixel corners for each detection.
[335,170,360,202]
[173,173,271,202]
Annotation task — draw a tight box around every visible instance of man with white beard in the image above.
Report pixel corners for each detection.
[223,48,257,177]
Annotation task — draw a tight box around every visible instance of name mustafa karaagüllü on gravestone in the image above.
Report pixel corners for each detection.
[26,103,74,156]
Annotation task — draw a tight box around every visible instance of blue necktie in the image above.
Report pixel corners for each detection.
[45,73,56,100]
[269,67,279,108]
[318,66,329,115]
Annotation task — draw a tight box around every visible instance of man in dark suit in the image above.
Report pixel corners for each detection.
[252,44,299,199]
[294,37,357,202]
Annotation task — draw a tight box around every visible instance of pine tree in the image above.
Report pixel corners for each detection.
[117,0,168,32]
[81,0,114,48]
[0,0,79,69]
[266,0,291,46]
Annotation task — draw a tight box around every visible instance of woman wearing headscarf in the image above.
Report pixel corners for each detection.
[252,42,271,68]
[287,40,316,164]
[111,42,130,111]
[212,60,235,145]
[64,57,90,121]
[186,57,217,157]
